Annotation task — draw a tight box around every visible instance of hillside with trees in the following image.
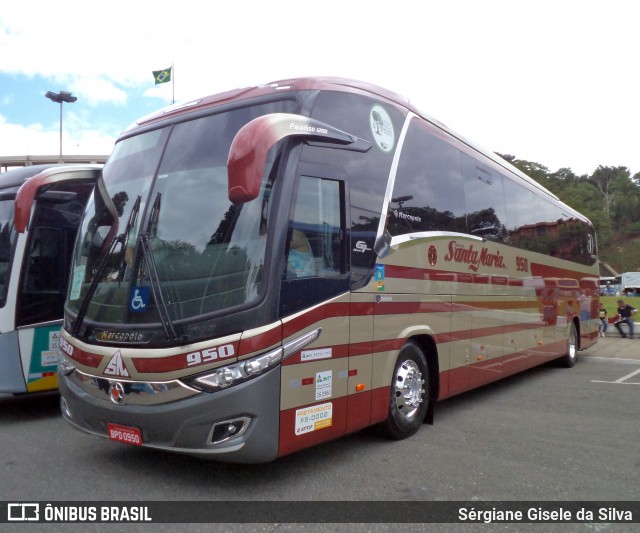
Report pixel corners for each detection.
[498,155,640,274]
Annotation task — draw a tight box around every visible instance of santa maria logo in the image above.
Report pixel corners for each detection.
[428,245,438,266]
[369,105,394,152]
[104,350,130,378]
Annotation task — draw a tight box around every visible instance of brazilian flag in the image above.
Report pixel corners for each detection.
[153,67,172,85]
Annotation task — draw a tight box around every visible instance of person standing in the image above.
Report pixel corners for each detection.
[598,302,608,337]
[613,299,638,339]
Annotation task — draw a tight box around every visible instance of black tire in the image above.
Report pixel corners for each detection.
[558,322,578,368]
[376,340,429,440]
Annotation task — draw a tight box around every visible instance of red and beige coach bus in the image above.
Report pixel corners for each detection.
[57,78,598,461]
[0,164,99,394]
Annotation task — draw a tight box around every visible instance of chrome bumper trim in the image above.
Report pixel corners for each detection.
[67,369,201,406]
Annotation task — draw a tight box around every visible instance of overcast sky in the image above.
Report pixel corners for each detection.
[1,0,639,176]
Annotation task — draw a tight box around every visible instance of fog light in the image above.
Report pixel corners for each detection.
[208,417,251,445]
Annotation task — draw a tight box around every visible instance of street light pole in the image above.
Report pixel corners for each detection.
[45,90,77,163]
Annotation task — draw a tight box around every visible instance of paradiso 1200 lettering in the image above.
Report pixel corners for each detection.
[57,77,598,463]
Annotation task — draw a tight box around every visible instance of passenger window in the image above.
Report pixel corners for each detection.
[389,120,466,236]
[286,176,344,279]
[532,196,562,257]
[461,153,507,243]
[504,178,537,251]
[280,175,348,317]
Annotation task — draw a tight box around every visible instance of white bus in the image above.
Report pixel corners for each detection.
[57,78,598,461]
[0,165,99,394]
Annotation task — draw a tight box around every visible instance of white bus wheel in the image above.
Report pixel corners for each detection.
[559,322,578,368]
[377,340,429,440]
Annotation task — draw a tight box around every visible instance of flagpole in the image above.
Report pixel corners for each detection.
[172,63,175,105]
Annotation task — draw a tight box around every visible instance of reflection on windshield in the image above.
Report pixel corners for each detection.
[67,100,294,332]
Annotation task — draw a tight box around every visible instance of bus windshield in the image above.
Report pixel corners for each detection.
[67,101,296,331]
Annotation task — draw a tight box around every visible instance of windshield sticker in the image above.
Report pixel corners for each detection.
[295,402,333,435]
[129,286,150,312]
[69,265,85,301]
[370,105,395,152]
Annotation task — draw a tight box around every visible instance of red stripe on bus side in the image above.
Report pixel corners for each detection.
[237,324,282,357]
[283,300,378,337]
[283,343,350,366]
[69,347,102,368]
[373,301,451,315]
[530,263,598,283]
[385,265,475,284]
[386,263,597,288]
[131,341,240,373]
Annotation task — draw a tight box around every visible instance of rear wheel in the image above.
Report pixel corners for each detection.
[559,322,578,368]
[377,341,429,440]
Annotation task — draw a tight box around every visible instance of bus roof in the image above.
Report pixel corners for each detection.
[0,164,67,190]
[122,76,586,224]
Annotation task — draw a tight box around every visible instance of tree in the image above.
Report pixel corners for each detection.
[589,165,630,216]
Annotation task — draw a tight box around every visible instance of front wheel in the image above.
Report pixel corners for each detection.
[376,341,429,440]
[558,322,578,368]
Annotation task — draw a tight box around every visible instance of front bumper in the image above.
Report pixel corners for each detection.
[58,366,281,463]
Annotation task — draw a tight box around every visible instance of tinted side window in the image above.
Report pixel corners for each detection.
[388,120,465,236]
[280,175,349,317]
[553,210,597,266]
[532,196,562,257]
[285,177,344,280]
[461,153,507,243]
[504,177,537,251]
[17,180,94,327]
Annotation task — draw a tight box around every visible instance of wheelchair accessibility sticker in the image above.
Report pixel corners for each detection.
[129,287,150,312]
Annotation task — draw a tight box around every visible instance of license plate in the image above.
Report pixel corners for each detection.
[107,423,143,446]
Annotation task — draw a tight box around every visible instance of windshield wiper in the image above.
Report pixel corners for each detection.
[71,233,120,336]
[71,195,141,336]
[139,193,178,341]
[116,195,142,281]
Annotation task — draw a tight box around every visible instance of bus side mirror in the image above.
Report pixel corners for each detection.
[227,113,370,204]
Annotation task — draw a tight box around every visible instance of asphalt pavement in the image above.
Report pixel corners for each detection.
[582,327,640,360]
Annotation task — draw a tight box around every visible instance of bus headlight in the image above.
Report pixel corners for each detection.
[182,346,283,392]
[180,328,321,393]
